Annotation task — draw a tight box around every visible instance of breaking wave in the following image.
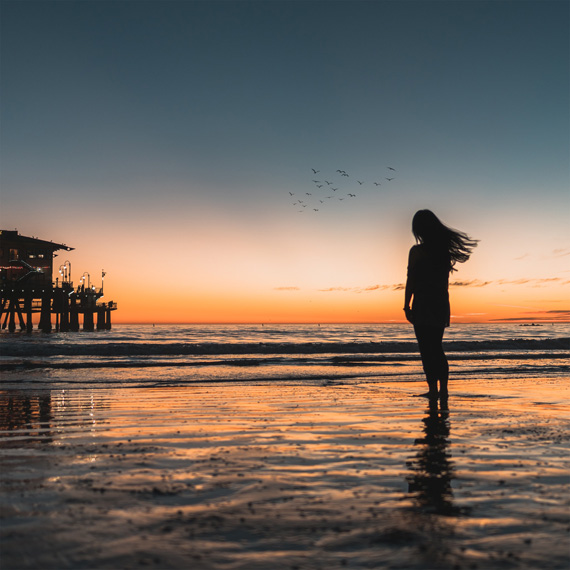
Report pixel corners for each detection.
[1,338,568,358]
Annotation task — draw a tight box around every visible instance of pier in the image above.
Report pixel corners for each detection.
[0,230,117,333]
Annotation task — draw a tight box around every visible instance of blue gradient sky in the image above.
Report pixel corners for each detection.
[2,1,568,322]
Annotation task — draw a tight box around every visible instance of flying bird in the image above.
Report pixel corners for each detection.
[289,192,294,196]
[357,181,363,185]
[348,193,356,197]
[374,182,381,186]
[387,167,396,171]
[316,185,323,188]
[312,168,320,174]
[341,173,349,177]
[386,177,395,181]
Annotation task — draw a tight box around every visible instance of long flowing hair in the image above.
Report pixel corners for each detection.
[412,210,478,271]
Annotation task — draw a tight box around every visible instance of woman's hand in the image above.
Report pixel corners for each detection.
[404,307,414,324]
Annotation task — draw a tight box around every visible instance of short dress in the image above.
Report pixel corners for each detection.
[407,244,451,328]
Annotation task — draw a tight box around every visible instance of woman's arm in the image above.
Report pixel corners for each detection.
[404,246,418,323]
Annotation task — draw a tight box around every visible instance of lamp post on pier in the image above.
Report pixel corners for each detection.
[81,272,91,289]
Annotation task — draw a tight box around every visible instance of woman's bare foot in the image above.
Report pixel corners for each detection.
[414,390,439,399]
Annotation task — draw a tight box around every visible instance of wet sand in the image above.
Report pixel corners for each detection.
[1,376,569,569]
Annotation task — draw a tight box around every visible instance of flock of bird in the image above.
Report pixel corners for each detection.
[288,167,397,212]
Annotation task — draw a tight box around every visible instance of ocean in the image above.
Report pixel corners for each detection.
[1,323,568,388]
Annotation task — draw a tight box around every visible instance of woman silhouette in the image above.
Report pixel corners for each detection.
[404,210,477,399]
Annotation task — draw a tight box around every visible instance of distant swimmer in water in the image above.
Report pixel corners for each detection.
[404,210,477,401]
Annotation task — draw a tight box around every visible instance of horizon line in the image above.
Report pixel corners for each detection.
[108,319,569,326]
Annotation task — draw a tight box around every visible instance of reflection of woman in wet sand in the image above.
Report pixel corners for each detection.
[406,399,455,514]
[404,210,477,400]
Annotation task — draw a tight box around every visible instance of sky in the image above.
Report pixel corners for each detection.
[1,0,568,324]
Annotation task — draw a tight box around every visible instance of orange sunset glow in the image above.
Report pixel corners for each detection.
[22,203,567,325]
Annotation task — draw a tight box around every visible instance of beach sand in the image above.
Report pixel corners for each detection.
[1,376,569,570]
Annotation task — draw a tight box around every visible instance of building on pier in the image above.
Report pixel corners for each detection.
[0,230,117,333]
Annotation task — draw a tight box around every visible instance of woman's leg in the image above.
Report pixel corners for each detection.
[414,325,448,398]
[433,327,449,398]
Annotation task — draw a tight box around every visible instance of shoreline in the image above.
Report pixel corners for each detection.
[1,375,569,569]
